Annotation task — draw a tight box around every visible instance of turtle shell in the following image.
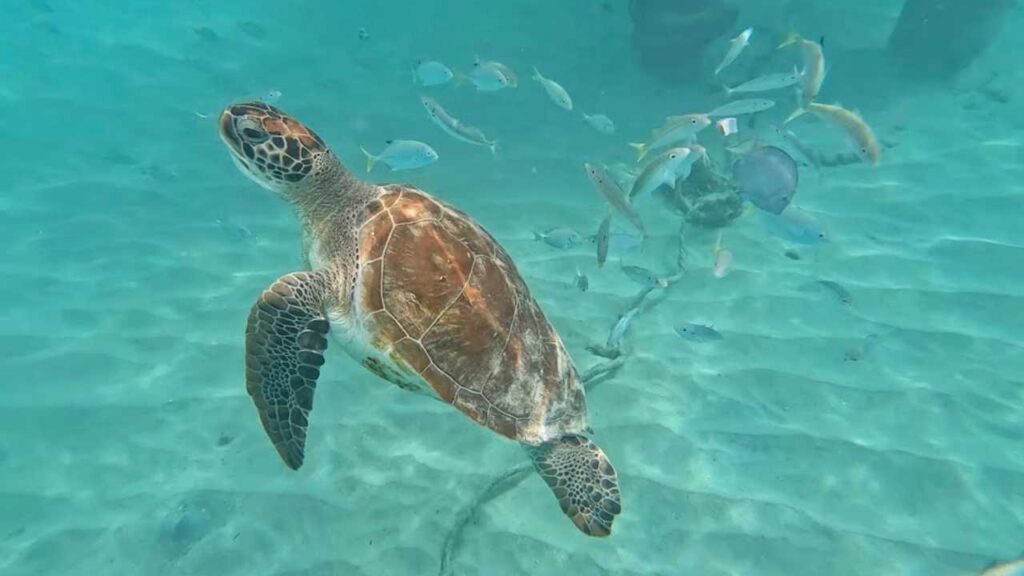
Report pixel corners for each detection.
[353,185,587,443]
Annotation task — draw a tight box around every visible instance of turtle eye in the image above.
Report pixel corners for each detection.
[237,117,268,144]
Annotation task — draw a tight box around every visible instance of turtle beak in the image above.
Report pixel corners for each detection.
[218,110,240,153]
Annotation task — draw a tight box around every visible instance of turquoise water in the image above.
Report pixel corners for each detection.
[2,1,1024,574]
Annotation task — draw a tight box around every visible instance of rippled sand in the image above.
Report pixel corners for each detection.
[2,2,1023,575]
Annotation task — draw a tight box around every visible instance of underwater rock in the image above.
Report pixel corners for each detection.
[664,157,744,229]
[888,0,1016,81]
[629,0,738,83]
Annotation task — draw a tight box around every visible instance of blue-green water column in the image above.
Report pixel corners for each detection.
[888,0,1016,80]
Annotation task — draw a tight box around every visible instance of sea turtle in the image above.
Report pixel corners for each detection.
[218,102,621,536]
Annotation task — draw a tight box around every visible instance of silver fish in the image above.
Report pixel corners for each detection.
[532,67,573,110]
[760,206,828,245]
[628,114,710,162]
[675,323,723,343]
[414,60,454,86]
[606,306,640,350]
[469,60,512,91]
[420,96,498,154]
[620,263,668,289]
[724,68,803,96]
[583,163,645,236]
[707,98,775,118]
[714,27,753,76]
[595,214,611,268]
[629,147,693,201]
[583,112,615,134]
[360,140,438,172]
[533,227,582,249]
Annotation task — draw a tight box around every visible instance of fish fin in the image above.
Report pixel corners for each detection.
[533,231,543,241]
[488,140,499,157]
[532,67,542,81]
[777,32,801,49]
[627,142,647,163]
[784,106,807,125]
[715,230,723,253]
[723,85,735,98]
[360,146,376,173]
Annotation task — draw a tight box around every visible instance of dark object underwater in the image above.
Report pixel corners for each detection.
[733,146,798,215]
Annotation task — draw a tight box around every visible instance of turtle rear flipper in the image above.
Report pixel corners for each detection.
[246,271,334,470]
[529,435,621,537]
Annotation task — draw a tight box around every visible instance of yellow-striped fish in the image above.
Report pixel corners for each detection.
[787,102,880,166]
[778,33,826,106]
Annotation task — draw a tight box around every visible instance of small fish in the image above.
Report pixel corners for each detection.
[533,227,583,249]
[675,323,723,343]
[816,279,852,305]
[595,214,612,268]
[788,102,881,165]
[717,117,738,136]
[732,145,799,215]
[583,163,645,236]
[707,99,775,118]
[469,59,512,91]
[414,60,455,87]
[583,112,616,134]
[474,57,518,87]
[759,206,828,245]
[713,231,732,278]
[258,89,282,104]
[620,263,669,289]
[532,67,573,110]
[629,147,693,201]
[606,306,640,350]
[628,114,711,162]
[714,27,753,76]
[575,268,589,292]
[360,140,438,172]
[778,33,826,106]
[421,96,498,155]
[724,68,803,97]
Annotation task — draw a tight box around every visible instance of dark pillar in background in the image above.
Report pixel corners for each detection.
[888,0,1017,81]
[629,0,738,84]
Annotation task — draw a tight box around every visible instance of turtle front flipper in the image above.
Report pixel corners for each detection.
[528,435,622,537]
[246,271,335,470]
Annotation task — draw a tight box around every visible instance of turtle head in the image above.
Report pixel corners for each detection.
[219,102,343,198]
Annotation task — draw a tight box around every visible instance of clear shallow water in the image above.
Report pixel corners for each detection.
[2,1,1024,575]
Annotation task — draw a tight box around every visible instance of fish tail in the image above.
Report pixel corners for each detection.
[452,71,468,87]
[533,231,543,241]
[627,142,647,163]
[360,146,376,172]
[722,85,734,98]
[777,32,801,49]
[488,140,499,157]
